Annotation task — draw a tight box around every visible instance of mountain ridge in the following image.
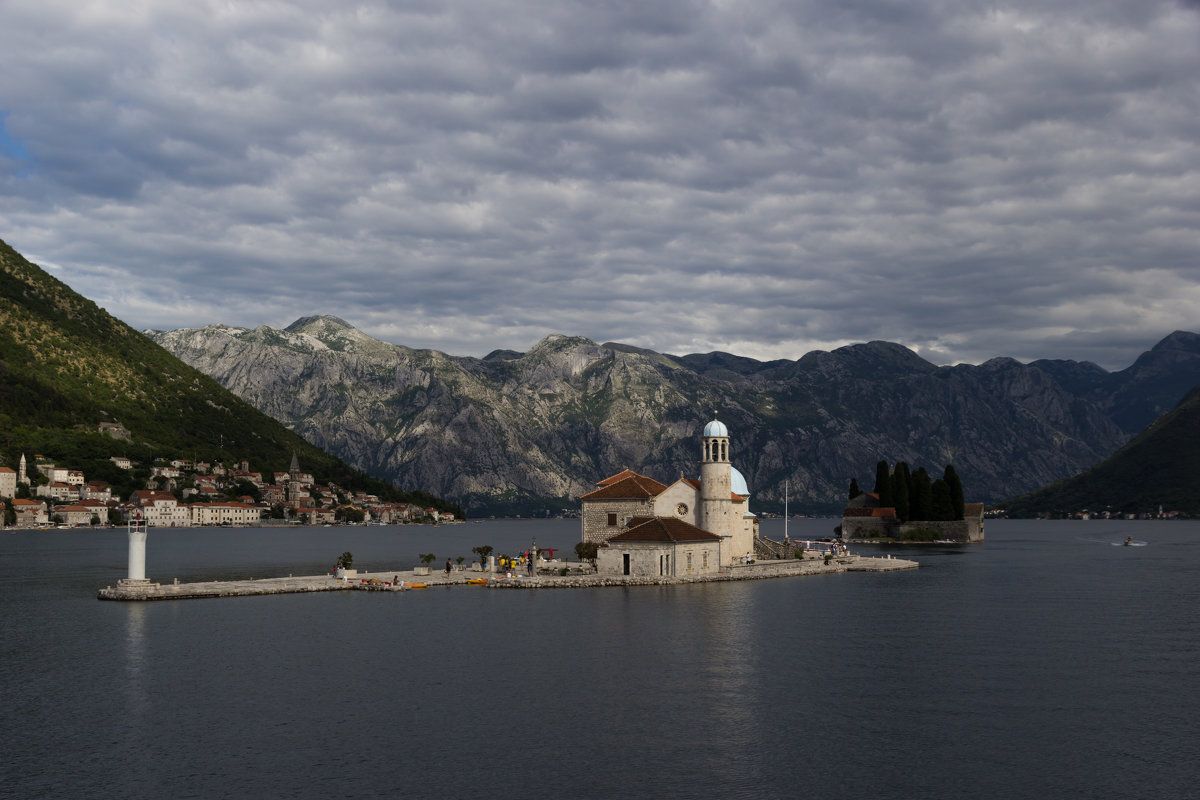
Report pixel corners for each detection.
[148,316,1200,515]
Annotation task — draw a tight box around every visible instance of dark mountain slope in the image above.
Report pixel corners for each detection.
[1005,386,1200,516]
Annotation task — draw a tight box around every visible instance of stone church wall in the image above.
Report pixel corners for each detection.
[581,498,655,544]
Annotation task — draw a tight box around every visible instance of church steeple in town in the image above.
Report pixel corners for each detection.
[288,452,301,505]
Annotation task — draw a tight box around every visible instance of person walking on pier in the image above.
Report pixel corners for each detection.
[445,558,453,577]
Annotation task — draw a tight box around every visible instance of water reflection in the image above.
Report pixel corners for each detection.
[693,585,769,787]
[123,603,149,720]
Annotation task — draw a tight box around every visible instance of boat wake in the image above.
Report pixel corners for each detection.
[1077,535,1148,547]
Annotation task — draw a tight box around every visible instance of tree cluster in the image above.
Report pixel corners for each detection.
[864,461,965,523]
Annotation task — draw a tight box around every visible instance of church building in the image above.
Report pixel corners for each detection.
[580,419,758,576]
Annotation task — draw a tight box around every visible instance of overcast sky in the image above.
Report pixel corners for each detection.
[2,0,1198,370]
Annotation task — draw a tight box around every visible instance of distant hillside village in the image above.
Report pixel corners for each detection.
[0,452,453,528]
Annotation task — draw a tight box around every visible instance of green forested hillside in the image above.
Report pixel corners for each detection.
[0,238,459,513]
[1004,386,1200,516]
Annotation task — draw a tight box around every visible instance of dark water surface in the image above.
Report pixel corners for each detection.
[2,519,1197,799]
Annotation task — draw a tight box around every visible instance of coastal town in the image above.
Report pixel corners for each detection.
[0,451,453,529]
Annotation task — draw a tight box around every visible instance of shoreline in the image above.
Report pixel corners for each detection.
[97,555,918,601]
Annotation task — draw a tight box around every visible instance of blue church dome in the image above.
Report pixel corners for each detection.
[731,467,750,497]
[703,419,729,437]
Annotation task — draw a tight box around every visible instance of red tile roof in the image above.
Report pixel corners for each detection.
[843,506,897,518]
[595,468,644,486]
[580,473,669,500]
[607,516,721,543]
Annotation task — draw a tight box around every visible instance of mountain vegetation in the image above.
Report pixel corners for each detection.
[149,314,1200,516]
[0,238,460,515]
[1003,387,1200,517]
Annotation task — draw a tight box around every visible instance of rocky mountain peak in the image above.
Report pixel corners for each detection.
[285,315,353,333]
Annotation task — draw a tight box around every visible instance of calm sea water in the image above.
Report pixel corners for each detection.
[2,518,1197,799]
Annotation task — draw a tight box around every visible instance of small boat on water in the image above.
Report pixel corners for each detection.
[1124,536,1134,546]
[466,578,487,585]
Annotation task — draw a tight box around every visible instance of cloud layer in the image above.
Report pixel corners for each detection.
[2,0,1198,369]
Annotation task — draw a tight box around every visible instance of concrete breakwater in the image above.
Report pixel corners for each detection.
[97,555,917,601]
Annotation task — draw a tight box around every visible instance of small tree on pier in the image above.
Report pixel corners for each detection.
[575,540,598,566]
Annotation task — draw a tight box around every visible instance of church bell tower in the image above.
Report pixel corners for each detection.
[699,419,733,541]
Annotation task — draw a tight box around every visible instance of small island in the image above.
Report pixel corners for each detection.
[840,460,983,542]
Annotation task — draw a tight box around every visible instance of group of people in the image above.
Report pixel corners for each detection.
[498,551,536,577]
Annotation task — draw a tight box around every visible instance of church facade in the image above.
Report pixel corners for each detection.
[580,419,758,575]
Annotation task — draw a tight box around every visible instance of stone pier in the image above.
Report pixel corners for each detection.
[98,556,917,601]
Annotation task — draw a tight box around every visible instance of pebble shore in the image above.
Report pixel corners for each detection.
[97,555,917,601]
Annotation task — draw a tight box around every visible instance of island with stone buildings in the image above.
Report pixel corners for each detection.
[98,418,916,600]
[1,451,451,529]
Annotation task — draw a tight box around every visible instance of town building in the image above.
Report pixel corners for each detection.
[0,467,16,499]
[12,498,48,526]
[54,501,108,526]
[82,482,113,502]
[188,501,263,526]
[130,490,191,527]
[37,482,78,501]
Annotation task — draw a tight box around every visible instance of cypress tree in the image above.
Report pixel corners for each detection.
[944,465,965,520]
[931,478,954,521]
[910,467,933,521]
[874,460,893,508]
[848,478,861,499]
[892,462,910,522]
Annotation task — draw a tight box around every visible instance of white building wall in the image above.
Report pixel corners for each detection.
[0,469,16,499]
[652,482,700,525]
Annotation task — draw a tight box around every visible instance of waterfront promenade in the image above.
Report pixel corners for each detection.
[97,554,916,600]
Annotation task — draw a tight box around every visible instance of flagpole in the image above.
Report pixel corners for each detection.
[784,479,789,543]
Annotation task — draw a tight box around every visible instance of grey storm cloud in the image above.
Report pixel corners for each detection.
[1,0,1198,369]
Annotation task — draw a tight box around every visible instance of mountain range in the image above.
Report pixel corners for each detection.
[148,317,1200,515]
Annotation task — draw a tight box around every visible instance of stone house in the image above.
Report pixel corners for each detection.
[82,481,113,502]
[37,482,78,501]
[597,516,722,577]
[12,498,48,526]
[0,467,15,499]
[54,502,105,526]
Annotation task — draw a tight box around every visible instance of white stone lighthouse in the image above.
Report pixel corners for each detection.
[121,509,152,588]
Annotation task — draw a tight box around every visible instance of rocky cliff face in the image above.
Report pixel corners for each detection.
[148,318,1200,515]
